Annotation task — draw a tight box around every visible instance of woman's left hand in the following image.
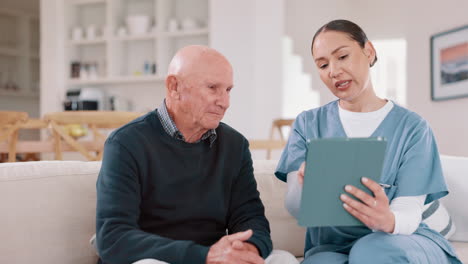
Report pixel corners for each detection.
[340,177,395,233]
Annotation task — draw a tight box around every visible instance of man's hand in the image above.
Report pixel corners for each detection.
[206,229,264,264]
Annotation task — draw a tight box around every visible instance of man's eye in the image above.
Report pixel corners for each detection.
[339,55,348,60]
[208,85,216,89]
[319,64,328,69]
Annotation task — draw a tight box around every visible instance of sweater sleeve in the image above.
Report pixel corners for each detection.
[96,138,209,264]
[226,139,273,259]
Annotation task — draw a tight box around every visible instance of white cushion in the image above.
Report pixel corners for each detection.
[253,160,306,257]
[0,161,101,264]
[440,155,468,242]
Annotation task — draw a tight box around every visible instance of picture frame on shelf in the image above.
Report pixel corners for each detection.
[431,24,468,101]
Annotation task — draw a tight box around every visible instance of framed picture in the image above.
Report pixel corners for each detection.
[431,24,468,101]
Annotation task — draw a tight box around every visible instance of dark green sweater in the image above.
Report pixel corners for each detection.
[96,110,272,264]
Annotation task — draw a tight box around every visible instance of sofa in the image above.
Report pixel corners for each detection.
[0,155,467,263]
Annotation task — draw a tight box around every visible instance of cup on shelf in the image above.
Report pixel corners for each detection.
[168,18,179,32]
[126,15,150,35]
[86,24,97,40]
[181,18,198,30]
[101,25,108,38]
[88,62,98,79]
[117,27,127,37]
[70,61,81,79]
[72,27,83,41]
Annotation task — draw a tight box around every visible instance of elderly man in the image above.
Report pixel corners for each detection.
[96,46,298,264]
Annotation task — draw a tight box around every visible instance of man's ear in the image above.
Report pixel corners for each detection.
[364,41,376,66]
[166,75,180,100]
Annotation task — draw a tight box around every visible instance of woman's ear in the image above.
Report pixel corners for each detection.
[166,75,180,100]
[364,41,377,66]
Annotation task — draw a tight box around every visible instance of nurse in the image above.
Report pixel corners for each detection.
[275,19,462,264]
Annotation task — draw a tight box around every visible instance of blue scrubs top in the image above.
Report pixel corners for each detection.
[275,100,459,260]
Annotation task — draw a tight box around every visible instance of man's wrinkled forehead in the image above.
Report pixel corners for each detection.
[187,55,233,81]
[168,45,232,76]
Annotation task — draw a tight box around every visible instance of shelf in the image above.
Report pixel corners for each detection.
[0,47,19,56]
[70,38,107,45]
[110,29,210,41]
[63,0,210,108]
[68,75,165,85]
[163,28,210,37]
[0,90,39,98]
[114,34,157,42]
[71,0,106,6]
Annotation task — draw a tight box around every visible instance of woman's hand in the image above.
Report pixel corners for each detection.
[340,177,395,233]
[297,162,306,185]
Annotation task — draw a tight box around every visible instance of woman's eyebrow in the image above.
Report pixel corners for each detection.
[314,46,348,62]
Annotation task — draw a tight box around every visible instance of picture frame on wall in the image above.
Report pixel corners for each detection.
[431,24,468,101]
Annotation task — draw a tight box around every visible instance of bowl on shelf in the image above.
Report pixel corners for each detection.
[126,15,150,35]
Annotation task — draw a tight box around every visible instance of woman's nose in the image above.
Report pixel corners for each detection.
[329,63,342,78]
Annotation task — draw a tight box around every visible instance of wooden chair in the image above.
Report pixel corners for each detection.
[266,118,294,159]
[13,118,52,161]
[0,111,29,162]
[269,118,295,142]
[249,139,287,153]
[248,118,295,160]
[44,111,143,161]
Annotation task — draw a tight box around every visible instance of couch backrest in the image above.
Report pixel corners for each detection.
[1,155,466,263]
[253,160,306,256]
[0,161,101,264]
[0,160,305,263]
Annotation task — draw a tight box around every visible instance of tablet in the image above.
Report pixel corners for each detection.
[298,137,387,227]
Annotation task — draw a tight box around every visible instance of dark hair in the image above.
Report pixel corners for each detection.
[311,19,378,67]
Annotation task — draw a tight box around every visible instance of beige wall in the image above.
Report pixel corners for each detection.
[1,0,39,15]
[285,0,468,156]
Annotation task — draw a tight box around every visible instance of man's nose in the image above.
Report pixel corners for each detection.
[217,91,230,109]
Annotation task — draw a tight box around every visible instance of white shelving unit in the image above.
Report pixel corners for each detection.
[0,8,40,98]
[70,38,107,45]
[65,0,210,89]
[67,75,165,85]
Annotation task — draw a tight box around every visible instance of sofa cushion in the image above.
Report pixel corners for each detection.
[253,160,306,257]
[440,155,468,242]
[0,161,101,264]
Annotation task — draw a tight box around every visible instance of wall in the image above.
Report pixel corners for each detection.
[285,0,468,156]
[40,0,65,116]
[210,0,284,139]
